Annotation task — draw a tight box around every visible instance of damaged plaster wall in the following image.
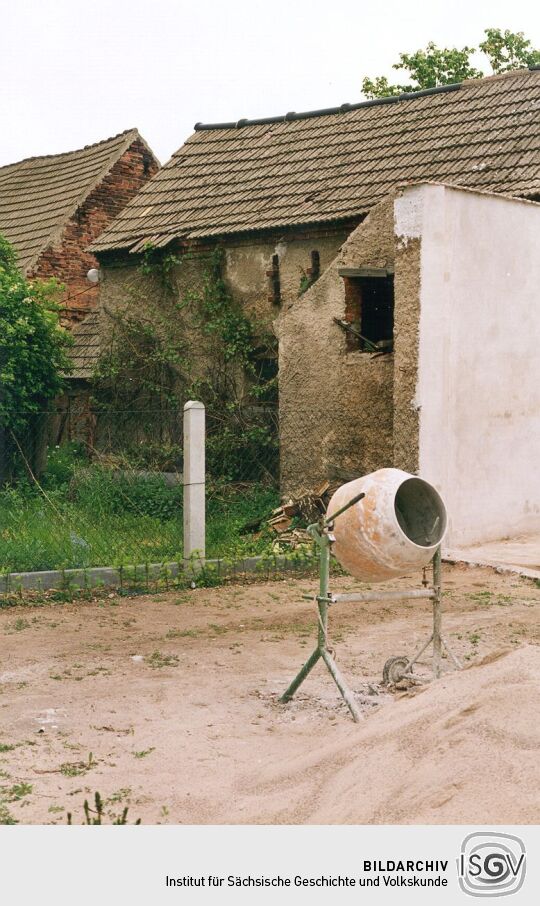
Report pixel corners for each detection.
[278,199,396,495]
[223,229,350,331]
[98,228,349,360]
[410,183,540,546]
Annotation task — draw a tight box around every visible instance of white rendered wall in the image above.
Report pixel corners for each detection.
[395,184,540,547]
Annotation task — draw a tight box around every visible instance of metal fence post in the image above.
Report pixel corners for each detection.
[183,400,205,562]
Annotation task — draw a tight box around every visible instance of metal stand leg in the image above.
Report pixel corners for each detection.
[441,636,463,670]
[280,527,362,722]
[320,649,362,722]
[432,547,462,676]
[409,547,461,680]
[432,546,443,679]
[280,647,320,702]
[383,546,462,684]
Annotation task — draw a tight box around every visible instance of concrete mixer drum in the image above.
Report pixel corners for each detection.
[327,469,448,583]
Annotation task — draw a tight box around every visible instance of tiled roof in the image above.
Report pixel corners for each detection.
[69,311,100,379]
[0,129,144,271]
[90,68,540,254]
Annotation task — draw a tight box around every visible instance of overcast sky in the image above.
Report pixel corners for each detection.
[1,0,538,167]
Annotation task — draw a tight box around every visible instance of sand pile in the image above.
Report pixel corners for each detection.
[240,646,540,824]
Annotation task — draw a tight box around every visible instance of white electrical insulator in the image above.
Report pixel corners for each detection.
[86,268,101,284]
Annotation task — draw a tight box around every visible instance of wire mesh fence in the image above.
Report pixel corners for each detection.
[0,407,184,574]
[0,401,303,584]
[205,404,279,484]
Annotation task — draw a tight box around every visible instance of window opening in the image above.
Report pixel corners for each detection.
[340,274,394,352]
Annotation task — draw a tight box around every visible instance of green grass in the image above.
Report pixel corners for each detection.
[0,452,280,573]
[206,484,279,558]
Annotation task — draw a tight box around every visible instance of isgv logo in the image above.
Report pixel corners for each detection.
[458,832,526,897]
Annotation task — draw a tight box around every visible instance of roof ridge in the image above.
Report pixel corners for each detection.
[0,128,139,171]
[194,65,540,131]
[462,65,540,87]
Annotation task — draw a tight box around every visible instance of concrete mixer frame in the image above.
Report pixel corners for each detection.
[280,493,462,722]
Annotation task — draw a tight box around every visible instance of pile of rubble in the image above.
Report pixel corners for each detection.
[267,481,342,550]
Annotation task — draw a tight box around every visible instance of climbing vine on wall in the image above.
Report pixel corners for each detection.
[93,245,278,480]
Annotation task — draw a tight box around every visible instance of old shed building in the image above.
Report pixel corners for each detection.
[90,68,540,544]
[0,128,159,325]
[0,129,159,442]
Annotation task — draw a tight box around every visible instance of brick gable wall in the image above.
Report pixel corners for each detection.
[30,138,158,326]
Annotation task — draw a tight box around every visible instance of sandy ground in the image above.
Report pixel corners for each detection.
[0,563,538,825]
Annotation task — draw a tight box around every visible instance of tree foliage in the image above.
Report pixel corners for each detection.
[362,28,540,99]
[480,28,540,74]
[0,234,71,432]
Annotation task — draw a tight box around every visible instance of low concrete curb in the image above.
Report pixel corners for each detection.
[5,551,535,597]
[0,554,316,594]
[444,551,540,582]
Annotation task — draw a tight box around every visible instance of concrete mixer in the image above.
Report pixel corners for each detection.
[280,469,461,722]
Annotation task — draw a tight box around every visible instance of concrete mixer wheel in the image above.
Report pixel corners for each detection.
[383,656,410,685]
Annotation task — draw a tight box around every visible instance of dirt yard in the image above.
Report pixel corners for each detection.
[0,563,538,825]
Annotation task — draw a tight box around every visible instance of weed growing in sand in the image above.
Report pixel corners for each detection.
[107,788,132,804]
[133,748,155,759]
[86,666,111,678]
[208,623,228,635]
[7,618,30,632]
[469,591,492,603]
[60,752,96,777]
[0,743,16,753]
[146,650,179,668]
[172,594,189,605]
[0,802,17,824]
[165,627,199,639]
[4,782,32,800]
[67,791,141,825]
[0,781,32,821]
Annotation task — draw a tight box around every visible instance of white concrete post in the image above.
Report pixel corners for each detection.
[183,401,205,562]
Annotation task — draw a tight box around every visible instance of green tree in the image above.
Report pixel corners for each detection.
[362,28,540,99]
[0,234,71,435]
[480,28,540,73]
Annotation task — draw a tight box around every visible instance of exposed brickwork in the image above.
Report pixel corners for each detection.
[30,139,158,326]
